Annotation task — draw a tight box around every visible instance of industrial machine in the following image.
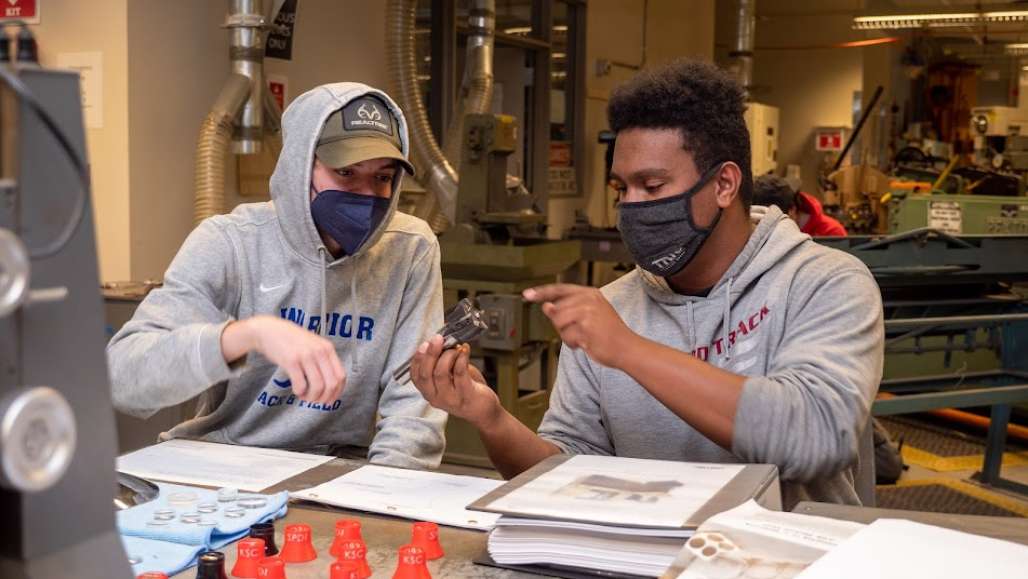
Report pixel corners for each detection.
[435,113,580,466]
[0,62,131,576]
[745,102,780,178]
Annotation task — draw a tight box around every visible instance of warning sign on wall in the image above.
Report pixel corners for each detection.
[815,129,845,152]
[928,201,962,234]
[267,75,288,112]
[0,0,40,24]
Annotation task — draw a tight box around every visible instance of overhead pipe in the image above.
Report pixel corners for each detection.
[732,0,755,99]
[194,0,269,225]
[227,0,265,154]
[386,0,496,233]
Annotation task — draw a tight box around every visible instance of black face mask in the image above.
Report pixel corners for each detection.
[616,162,725,277]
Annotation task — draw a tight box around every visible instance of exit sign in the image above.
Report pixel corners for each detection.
[0,0,39,24]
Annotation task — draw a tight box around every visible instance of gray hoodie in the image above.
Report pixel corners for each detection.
[537,206,884,507]
[107,83,447,469]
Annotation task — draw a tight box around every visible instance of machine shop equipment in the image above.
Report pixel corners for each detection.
[435,113,580,467]
[0,62,131,577]
[817,229,1028,494]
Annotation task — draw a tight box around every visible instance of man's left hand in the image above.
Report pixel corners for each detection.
[523,284,635,368]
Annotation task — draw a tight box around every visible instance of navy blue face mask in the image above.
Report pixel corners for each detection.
[310,188,391,256]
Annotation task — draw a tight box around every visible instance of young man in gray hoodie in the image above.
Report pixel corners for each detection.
[411,61,884,506]
[108,83,446,468]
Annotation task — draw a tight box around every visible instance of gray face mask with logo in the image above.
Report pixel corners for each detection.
[616,162,726,277]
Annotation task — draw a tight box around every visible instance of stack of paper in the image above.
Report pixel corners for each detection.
[490,518,691,577]
[470,455,781,578]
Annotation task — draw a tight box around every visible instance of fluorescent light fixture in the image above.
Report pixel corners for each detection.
[1007,43,1028,55]
[503,26,532,35]
[854,10,1028,30]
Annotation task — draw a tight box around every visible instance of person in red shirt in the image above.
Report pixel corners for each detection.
[753,175,847,237]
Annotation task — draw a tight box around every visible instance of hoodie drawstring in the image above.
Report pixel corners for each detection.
[722,277,733,363]
[349,254,360,376]
[686,301,696,353]
[318,247,328,338]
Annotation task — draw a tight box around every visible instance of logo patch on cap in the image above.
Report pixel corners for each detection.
[342,97,394,136]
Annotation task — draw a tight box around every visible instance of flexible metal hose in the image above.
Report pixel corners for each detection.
[386,0,495,232]
[193,73,250,225]
[442,0,495,168]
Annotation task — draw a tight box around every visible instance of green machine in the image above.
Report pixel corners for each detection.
[888,193,1028,235]
[439,113,581,466]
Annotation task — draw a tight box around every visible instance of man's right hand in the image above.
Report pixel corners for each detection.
[411,334,500,429]
[222,315,346,405]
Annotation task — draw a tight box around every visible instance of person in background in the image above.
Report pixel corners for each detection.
[753,174,847,237]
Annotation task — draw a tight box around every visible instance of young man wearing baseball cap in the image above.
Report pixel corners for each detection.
[108,84,446,468]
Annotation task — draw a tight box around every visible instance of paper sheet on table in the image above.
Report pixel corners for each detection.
[290,465,504,531]
[796,518,1028,579]
[661,499,863,579]
[117,439,333,492]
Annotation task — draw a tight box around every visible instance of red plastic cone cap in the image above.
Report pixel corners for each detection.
[137,574,169,579]
[279,524,317,563]
[330,519,364,558]
[231,537,266,578]
[392,545,431,579]
[255,557,286,579]
[337,540,372,579]
[331,560,364,579]
[411,522,444,560]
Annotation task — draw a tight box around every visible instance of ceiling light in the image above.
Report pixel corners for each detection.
[854,10,1028,30]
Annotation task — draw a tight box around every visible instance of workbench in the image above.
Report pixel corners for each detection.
[162,459,1028,578]
[166,459,531,579]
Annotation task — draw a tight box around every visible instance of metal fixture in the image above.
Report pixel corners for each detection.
[854,10,1028,30]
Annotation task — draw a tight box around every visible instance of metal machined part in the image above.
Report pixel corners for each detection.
[0,228,29,318]
[0,386,76,493]
[237,496,268,509]
[392,297,490,384]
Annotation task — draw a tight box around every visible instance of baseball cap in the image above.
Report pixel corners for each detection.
[315,95,415,176]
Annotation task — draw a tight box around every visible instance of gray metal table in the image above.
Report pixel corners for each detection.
[793,501,1028,546]
[168,459,536,578]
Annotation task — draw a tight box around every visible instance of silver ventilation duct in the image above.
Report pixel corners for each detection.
[386,0,496,233]
[733,0,755,98]
[193,0,275,225]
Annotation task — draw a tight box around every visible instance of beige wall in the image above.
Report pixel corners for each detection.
[717,0,866,195]
[126,0,390,282]
[35,0,131,281]
[551,0,716,237]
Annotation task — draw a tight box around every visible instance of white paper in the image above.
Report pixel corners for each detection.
[290,464,503,531]
[797,518,1028,579]
[55,52,103,129]
[662,500,864,579]
[117,439,333,492]
[485,455,745,528]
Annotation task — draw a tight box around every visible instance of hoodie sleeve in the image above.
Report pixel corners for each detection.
[369,238,447,469]
[537,344,615,456]
[107,219,243,419]
[732,265,883,483]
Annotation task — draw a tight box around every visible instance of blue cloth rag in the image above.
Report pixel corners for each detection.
[118,482,288,576]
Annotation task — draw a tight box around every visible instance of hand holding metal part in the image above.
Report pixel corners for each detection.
[393,297,489,384]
